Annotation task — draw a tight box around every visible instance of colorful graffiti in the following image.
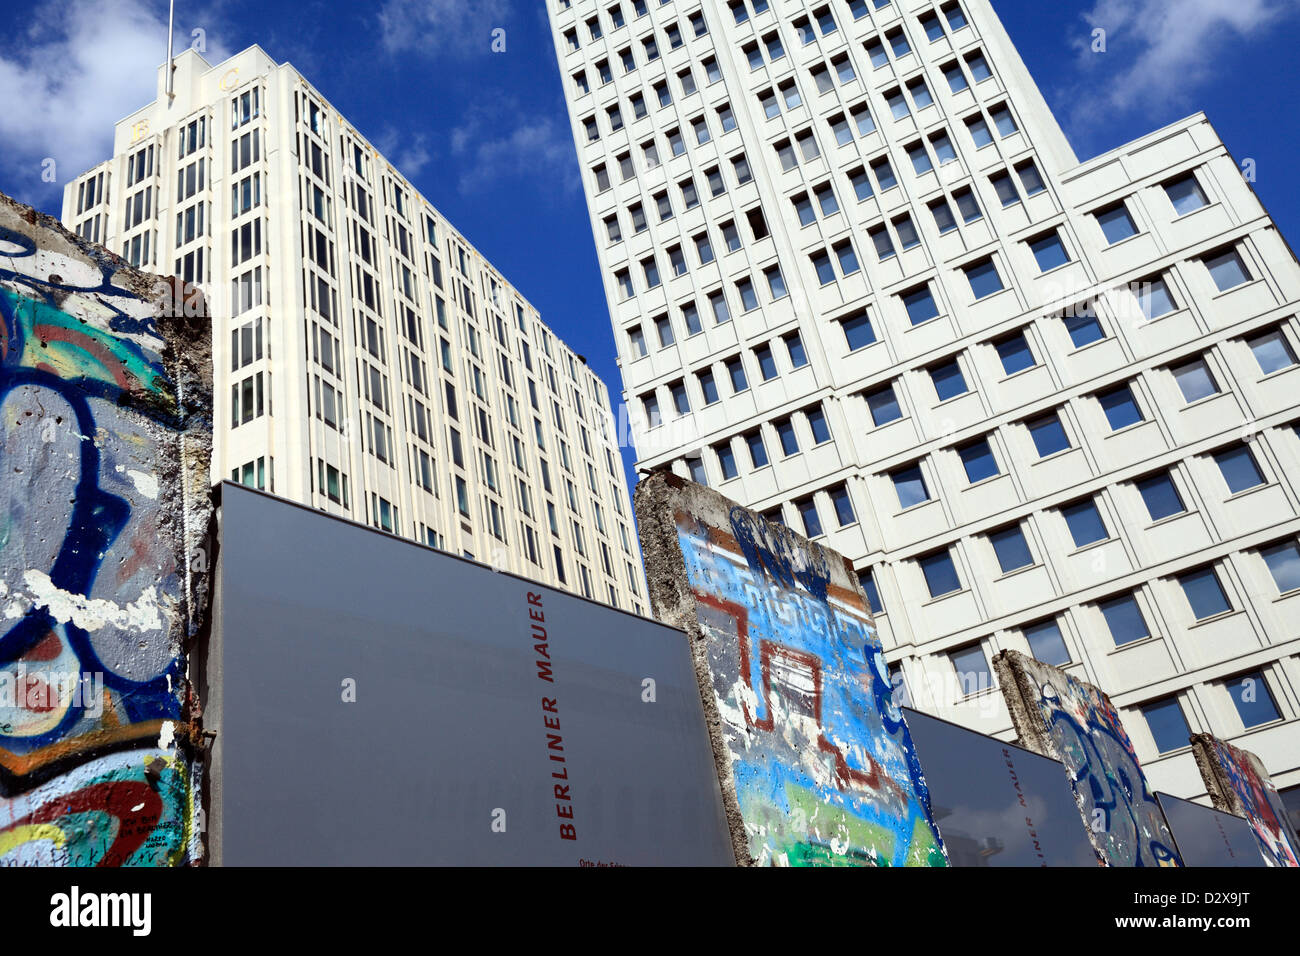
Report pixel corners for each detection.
[637,475,946,866]
[0,193,211,866]
[994,650,1181,867]
[1192,733,1299,868]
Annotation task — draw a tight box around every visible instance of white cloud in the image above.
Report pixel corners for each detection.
[373,126,435,178]
[0,0,230,203]
[1071,0,1296,118]
[377,0,512,57]
[449,104,578,198]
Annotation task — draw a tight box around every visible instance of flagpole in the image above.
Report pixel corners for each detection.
[166,0,176,100]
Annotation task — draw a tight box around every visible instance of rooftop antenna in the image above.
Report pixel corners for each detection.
[165,0,176,101]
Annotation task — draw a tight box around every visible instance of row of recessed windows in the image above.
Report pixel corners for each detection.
[613,206,774,302]
[678,397,832,483]
[581,67,732,141]
[641,330,808,424]
[601,145,752,242]
[829,231,1255,357]
[900,617,1288,750]
[563,0,704,58]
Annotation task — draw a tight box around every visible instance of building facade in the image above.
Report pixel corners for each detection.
[549,0,1300,805]
[62,46,648,613]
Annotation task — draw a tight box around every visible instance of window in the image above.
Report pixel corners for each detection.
[859,569,882,615]
[1165,173,1209,216]
[1246,328,1298,374]
[989,103,1018,137]
[1227,671,1282,728]
[930,359,968,401]
[682,301,703,336]
[949,644,991,695]
[755,343,777,379]
[906,77,934,109]
[766,266,788,299]
[866,384,902,426]
[669,245,687,276]
[722,221,741,252]
[920,11,945,41]
[1063,306,1105,347]
[775,417,799,456]
[1027,413,1070,457]
[991,170,1020,207]
[958,437,999,483]
[686,456,707,484]
[886,88,909,120]
[931,132,957,166]
[922,550,963,599]
[1141,698,1191,754]
[886,27,911,57]
[840,310,876,351]
[943,2,969,30]
[834,240,860,276]
[1178,566,1231,620]
[891,464,930,509]
[706,167,725,197]
[793,496,823,538]
[1214,444,1265,494]
[784,332,807,368]
[1062,498,1108,548]
[642,393,661,427]
[1261,540,1300,593]
[812,250,835,285]
[865,37,888,68]
[710,291,732,325]
[954,187,982,223]
[1097,385,1143,430]
[654,314,675,347]
[964,258,1004,299]
[942,60,969,92]
[1024,620,1070,667]
[698,368,719,404]
[1096,202,1138,244]
[1204,248,1251,291]
[1136,472,1185,522]
[871,157,898,191]
[966,114,993,148]
[995,332,1035,375]
[680,68,697,96]
[894,215,920,250]
[1029,232,1070,272]
[989,524,1033,573]
[870,226,895,261]
[1099,594,1150,647]
[830,484,855,526]
[1171,357,1218,403]
[930,198,957,234]
[715,441,738,479]
[746,430,769,468]
[628,325,647,358]
[726,356,748,393]
[903,286,939,325]
[694,233,715,265]
[807,405,831,444]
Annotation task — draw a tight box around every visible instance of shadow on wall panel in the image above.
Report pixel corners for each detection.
[1155,793,1266,867]
[209,483,733,866]
[902,709,1097,866]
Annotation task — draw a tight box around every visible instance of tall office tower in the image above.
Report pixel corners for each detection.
[550,0,1300,804]
[62,45,648,613]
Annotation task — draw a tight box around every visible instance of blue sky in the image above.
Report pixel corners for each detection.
[2,0,1297,502]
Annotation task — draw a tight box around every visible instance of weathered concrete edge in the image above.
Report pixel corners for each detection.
[634,472,749,866]
[1189,733,1246,817]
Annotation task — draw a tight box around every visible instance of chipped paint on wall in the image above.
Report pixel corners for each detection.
[0,192,212,867]
[994,650,1181,867]
[1192,733,1299,868]
[636,474,946,867]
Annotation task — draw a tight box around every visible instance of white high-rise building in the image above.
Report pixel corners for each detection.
[62,45,649,613]
[550,0,1300,807]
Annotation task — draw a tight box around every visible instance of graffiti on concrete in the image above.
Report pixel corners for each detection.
[637,476,945,866]
[0,194,211,866]
[994,650,1181,867]
[1192,733,1299,868]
